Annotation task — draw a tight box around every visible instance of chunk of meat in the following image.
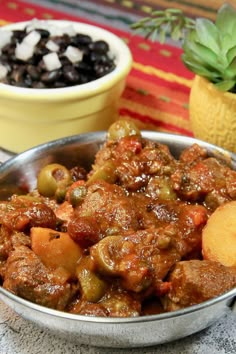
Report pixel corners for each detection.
[90,228,181,294]
[0,225,30,280]
[75,180,140,236]
[0,196,57,231]
[163,260,236,311]
[3,246,77,310]
[150,200,208,257]
[91,137,177,191]
[171,155,236,209]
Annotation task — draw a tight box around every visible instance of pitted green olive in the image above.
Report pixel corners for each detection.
[76,257,107,302]
[107,120,141,141]
[90,235,124,275]
[87,161,116,185]
[37,163,72,197]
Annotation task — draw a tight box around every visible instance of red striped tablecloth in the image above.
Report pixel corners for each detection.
[0,0,198,136]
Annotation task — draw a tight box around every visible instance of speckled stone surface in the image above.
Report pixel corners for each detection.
[0,300,235,354]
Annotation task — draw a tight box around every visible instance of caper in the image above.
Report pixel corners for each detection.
[107,120,141,141]
[70,185,87,207]
[37,163,72,197]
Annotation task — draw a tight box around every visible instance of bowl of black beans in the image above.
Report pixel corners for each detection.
[0,19,132,153]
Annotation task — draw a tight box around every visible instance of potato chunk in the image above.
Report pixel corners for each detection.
[31,227,82,276]
[202,201,236,267]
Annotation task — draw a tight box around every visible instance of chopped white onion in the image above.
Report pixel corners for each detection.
[64,45,83,63]
[43,52,62,71]
[25,19,77,37]
[61,25,76,36]
[45,40,60,52]
[47,25,64,37]
[15,42,35,61]
[23,30,41,47]
[0,64,8,80]
[0,30,13,50]
[26,19,48,32]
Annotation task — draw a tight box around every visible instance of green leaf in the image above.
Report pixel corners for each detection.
[227,45,236,65]
[183,32,222,71]
[226,57,236,77]
[195,18,220,54]
[170,24,182,40]
[182,53,220,80]
[216,3,236,35]
[214,80,236,92]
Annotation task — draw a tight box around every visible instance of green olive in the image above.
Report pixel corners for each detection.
[37,163,71,198]
[149,177,177,201]
[76,258,107,302]
[90,235,124,275]
[87,161,116,185]
[107,120,141,141]
[158,178,177,200]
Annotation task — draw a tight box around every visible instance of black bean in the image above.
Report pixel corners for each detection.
[59,56,72,67]
[41,70,61,83]
[0,22,116,88]
[63,65,80,84]
[94,63,113,77]
[37,59,47,71]
[10,66,26,83]
[71,33,92,49]
[32,81,46,89]
[53,81,67,88]
[35,29,50,38]
[12,30,26,42]
[34,42,50,58]
[52,34,70,51]
[24,74,33,87]
[26,64,40,80]
[1,43,16,56]
[79,74,90,84]
[75,61,93,74]
[89,40,109,54]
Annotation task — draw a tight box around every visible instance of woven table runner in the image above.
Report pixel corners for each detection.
[0,0,227,136]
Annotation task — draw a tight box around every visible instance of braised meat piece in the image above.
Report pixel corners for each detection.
[171,146,236,209]
[0,225,31,281]
[163,260,236,311]
[0,195,57,232]
[90,228,181,294]
[3,245,77,310]
[91,136,177,191]
[70,180,141,240]
[69,285,141,317]
[147,200,208,257]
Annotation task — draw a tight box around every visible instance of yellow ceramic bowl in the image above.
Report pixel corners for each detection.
[0,20,132,153]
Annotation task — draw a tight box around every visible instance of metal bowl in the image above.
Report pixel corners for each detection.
[0,131,235,348]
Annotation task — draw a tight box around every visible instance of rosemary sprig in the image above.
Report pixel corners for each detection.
[131,8,196,43]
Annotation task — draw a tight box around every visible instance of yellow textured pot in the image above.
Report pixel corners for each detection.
[189,75,236,153]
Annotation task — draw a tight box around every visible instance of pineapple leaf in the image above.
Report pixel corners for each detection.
[216,3,236,35]
[214,80,236,92]
[195,18,220,54]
